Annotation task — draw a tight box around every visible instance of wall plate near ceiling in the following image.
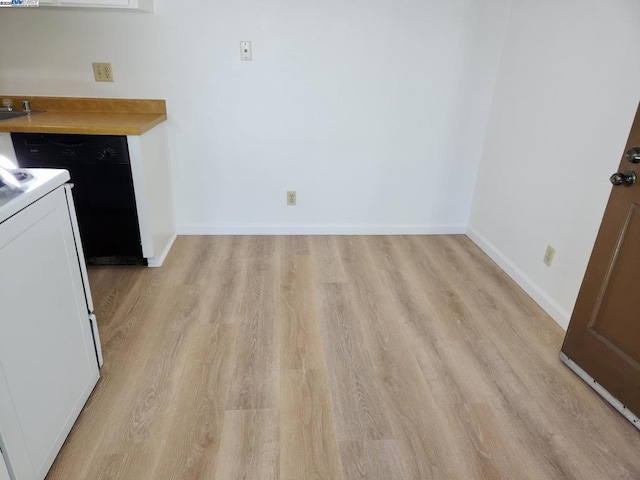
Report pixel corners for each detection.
[240,41,252,61]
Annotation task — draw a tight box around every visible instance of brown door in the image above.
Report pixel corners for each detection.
[562,104,640,422]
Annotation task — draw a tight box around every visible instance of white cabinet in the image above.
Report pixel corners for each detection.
[0,186,100,480]
[127,124,176,267]
[39,0,152,11]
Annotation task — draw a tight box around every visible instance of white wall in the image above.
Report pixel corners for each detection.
[0,0,509,234]
[468,0,640,329]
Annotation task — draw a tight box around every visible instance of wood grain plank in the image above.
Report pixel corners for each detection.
[280,369,343,480]
[340,440,406,480]
[280,255,325,371]
[226,236,281,410]
[213,409,280,480]
[280,252,343,480]
[317,282,394,441]
[284,235,310,256]
[309,236,347,284]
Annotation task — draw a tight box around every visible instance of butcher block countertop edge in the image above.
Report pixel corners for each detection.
[0,96,167,135]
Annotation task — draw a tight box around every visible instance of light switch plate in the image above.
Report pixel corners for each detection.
[92,63,114,82]
[240,41,252,61]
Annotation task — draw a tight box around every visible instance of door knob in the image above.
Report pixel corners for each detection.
[626,147,640,164]
[610,171,637,186]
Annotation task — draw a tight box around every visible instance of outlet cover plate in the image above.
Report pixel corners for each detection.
[543,245,556,267]
[93,63,114,82]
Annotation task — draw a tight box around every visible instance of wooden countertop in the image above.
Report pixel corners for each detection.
[0,96,167,135]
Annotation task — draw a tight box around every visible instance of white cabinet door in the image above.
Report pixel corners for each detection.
[0,187,99,480]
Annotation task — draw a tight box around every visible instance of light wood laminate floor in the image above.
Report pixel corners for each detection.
[46,235,640,480]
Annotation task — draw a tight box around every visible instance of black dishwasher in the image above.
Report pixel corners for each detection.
[12,133,147,266]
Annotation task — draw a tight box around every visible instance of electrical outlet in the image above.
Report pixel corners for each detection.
[240,41,252,61]
[543,245,556,267]
[92,63,114,82]
[287,191,296,206]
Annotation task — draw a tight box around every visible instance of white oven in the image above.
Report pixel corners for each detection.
[0,168,102,480]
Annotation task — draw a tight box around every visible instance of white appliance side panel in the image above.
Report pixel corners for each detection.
[127,135,154,259]
[89,314,104,368]
[0,451,10,480]
[0,362,31,480]
[64,185,103,368]
[63,184,94,313]
[0,187,99,480]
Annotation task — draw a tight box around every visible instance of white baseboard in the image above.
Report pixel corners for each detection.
[147,232,177,268]
[177,223,467,236]
[466,226,571,330]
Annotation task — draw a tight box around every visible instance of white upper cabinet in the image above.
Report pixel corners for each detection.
[39,0,152,11]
